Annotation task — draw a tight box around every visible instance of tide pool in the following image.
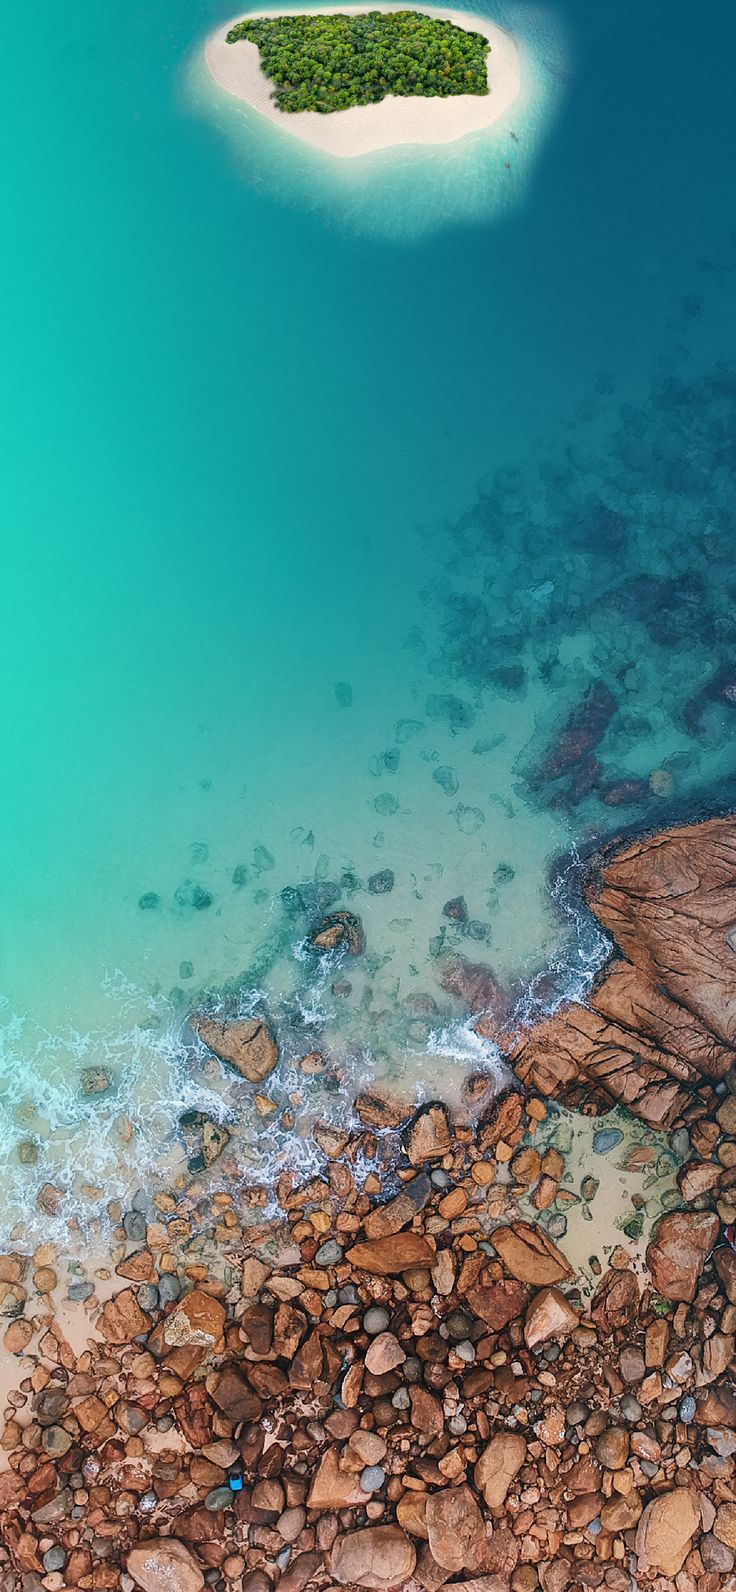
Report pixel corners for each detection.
[1,0,735,1239]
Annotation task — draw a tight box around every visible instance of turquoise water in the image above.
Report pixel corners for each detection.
[1,0,735,1236]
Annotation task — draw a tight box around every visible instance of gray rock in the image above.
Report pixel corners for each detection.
[205,1486,235,1511]
[315,1240,343,1268]
[137,1284,159,1312]
[123,1210,146,1241]
[360,1466,385,1493]
[620,1394,642,1422]
[42,1561,66,1587]
[363,1306,390,1335]
[158,1272,182,1304]
[66,1281,94,1302]
[679,1394,696,1422]
[592,1128,624,1154]
[368,869,395,894]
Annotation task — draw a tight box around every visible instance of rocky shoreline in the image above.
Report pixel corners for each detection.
[3,816,736,1591]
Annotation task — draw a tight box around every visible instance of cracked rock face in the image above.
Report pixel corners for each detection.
[191,1014,278,1084]
[480,815,736,1134]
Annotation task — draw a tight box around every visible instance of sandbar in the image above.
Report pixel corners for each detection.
[205,4,521,159]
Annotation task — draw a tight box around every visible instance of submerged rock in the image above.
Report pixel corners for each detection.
[368,869,394,894]
[310,910,365,955]
[192,1014,279,1084]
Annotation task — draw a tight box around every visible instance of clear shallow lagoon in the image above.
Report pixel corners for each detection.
[1,0,735,1237]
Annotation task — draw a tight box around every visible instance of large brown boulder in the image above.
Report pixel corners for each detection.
[589,816,736,1047]
[635,1487,701,1577]
[346,1233,435,1275]
[491,1223,572,1286]
[403,1101,452,1165]
[192,1014,278,1084]
[425,1484,486,1572]
[590,960,735,1080]
[127,1540,204,1592]
[330,1525,416,1589]
[646,1209,719,1301]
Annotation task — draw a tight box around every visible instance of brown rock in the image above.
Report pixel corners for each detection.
[474,1433,527,1509]
[164,1288,226,1350]
[363,1174,432,1240]
[635,1487,701,1578]
[307,1447,369,1510]
[403,1102,452,1165]
[590,959,735,1081]
[410,1386,445,1439]
[330,1525,416,1589]
[192,1014,278,1084]
[714,1245,736,1303]
[590,816,736,1047]
[127,1540,204,1592]
[426,1485,486,1573]
[311,911,365,955]
[397,1489,429,1539]
[590,1266,640,1333]
[211,1365,262,1424]
[715,1504,736,1548]
[463,1277,528,1330]
[354,1089,410,1129]
[365,1331,406,1375]
[346,1233,435,1276]
[98,1287,151,1344]
[594,1427,629,1470]
[646,1209,719,1301]
[677,1158,722,1200]
[523,1286,578,1348]
[491,1223,571,1286]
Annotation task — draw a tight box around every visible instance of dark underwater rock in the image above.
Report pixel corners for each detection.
[425,693,475,733]
[334,681,352,708]
[368,869,395,894]
[138,892,161,911]
[175,881,213,912]
[438,953,503,1016]
[443,896,468,922]
[530,681,617,789]
[599,776,650,807]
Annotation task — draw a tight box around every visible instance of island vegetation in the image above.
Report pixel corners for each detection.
[225,10,490,114]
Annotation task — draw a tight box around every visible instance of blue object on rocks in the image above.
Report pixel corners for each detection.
[592,1128,624,1154]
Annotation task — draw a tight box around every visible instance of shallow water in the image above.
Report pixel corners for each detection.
[1,0,735,1238]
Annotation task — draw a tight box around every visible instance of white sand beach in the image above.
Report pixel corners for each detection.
[205,4,521,158]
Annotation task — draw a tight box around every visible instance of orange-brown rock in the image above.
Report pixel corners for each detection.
[403,1101,452,1165]
[346,1233,435,1276]
[127,1540,204,1592]
[491,1223,571,1286]
[523,1286,578,1347]
[474,1433,527,1510]
[191,1014,278,1084]
[590,1266,640,1333]
[98,1287,151,1344]
[590,960,735,1080]
[425,1484,486,1573]
[330,1525,415,1588]
[646,1209,719,1302]
[589,817,736,1047]
[164,1288,226,1351]
[634,1487,701,1578]
[307,1447,370,1510]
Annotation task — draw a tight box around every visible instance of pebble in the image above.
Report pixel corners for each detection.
[42,1549,66,1573]
[620,1394,642,1422]
[158,1273,182,1303]
[566,1401,589,1426]
[679,1394,697,1422]
[547,1214,567,1238]
[137,1284,159,1311]
[315,1239,343,1267]
[123,1210,146,1242]
[205,1486,235,1511]
[430,1169,450,1189]
[363,1306,390,1335]
[360,1466,385,1493]
[592,1128,624,1154]
[67,1281,94,1302]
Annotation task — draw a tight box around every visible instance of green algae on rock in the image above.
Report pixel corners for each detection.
[225,9,490,113]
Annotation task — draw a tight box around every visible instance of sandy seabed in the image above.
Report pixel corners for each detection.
[205,3,521,158]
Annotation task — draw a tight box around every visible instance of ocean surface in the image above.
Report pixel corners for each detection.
[1,0,735,1239]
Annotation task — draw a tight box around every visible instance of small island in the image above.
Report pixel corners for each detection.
[206,4,521,159]
[225,10,490,114]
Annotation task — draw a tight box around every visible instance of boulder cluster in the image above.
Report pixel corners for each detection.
[3,815,736,1592]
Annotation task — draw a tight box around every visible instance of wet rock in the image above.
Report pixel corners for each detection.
[403,1102,452,1165]
[346,1233,435,1276]
[426,693,475,733]
[175,880,213,912]
[164,1289,226,1351]
[80,1066,112,1095]
[368,869,394,894]
[530,681,617,788]
[311,910,365,955]
[438,953,503,1015]
[331,1525,416,1589]
[127,1540,204,1592]
[646,1208,719,1301]
[524,1286,578,1348]
[138,892,161,910]
[192,1014,278,1085]
[635,1487,700,1578]
[98,1288,151,1344]
[474,1433,527,1509]
[201,1119,230,1168]
[491,1223,572,1286]
[443,895,469,921]
[433,765,460,795]
[363,1173,432,1240]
